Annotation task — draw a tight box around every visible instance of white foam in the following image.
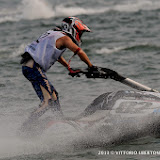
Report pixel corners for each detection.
[54,4,109,17]
[55,0,160,17]
[1,91,160,158]
[0,115,79,159]
[1,0,160,23]
[21,0,55,20]
[95,42,156,55]
[10,43,26,58]
[112,0,160,12]
[96,47,125,55]
[0,8,20,23]
[0,0,55,23]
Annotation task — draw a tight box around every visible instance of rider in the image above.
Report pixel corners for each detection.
[21,17,94,118]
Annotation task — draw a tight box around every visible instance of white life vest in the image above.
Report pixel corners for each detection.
[25,30,66,72]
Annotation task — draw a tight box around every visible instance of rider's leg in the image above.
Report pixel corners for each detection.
[22,60,61,119]
[33,85,59,114]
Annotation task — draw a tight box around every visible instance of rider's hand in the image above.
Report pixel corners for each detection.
[68,67,81,77]
[87,65,109,79]
[88,65,99,72]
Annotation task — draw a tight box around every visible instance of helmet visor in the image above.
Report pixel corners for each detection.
[74,19,91,33]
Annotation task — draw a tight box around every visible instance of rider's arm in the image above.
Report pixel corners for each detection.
[76,49,93,68]
[58,36,93,68]
[58,56,69,68]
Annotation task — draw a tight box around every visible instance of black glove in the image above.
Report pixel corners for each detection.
[88,65,99,72]
[85,65,101,78]
[86,66,110,79]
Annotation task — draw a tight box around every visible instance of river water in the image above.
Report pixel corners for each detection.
[1,0,160,159]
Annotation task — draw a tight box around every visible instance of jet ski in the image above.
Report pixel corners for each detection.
[19,67,160,147]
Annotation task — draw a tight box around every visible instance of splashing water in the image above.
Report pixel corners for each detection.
[21,0,55,20]
[0,0,55,23]
[1,0,160,23]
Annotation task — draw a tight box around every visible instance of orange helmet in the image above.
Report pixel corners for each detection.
[61,17,91,46]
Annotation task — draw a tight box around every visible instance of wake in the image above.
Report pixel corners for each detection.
[1,90,160,158]
[1,0,160,23]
